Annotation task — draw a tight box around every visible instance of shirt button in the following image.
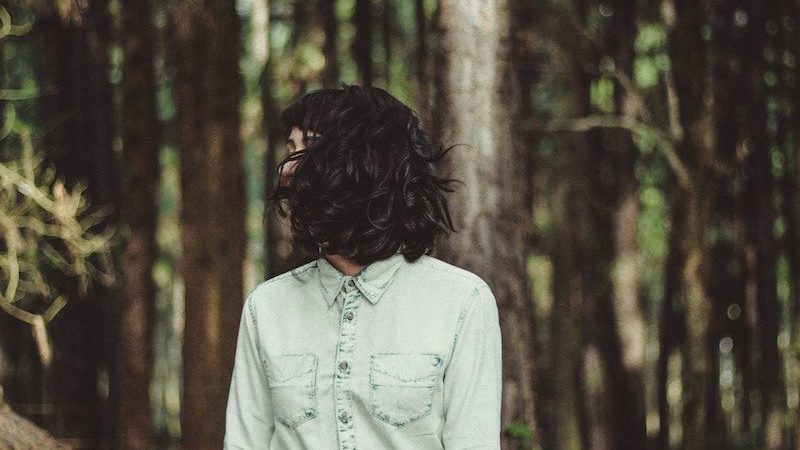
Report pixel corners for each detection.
[339,412,350,423]
[346,279,355,288]
[339,361,349,371]
[344,311,354,321]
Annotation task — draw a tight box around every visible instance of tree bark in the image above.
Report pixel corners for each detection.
[594,0,648,447]
[31,0,116,446]
[168,0,247,448]
[433,1,540,448]
[0,398,71,449]
[352,0,373,87]
[709,0,750,443]
[380,0,393,87]
[549,133,589,450]
[663,0,719,448]
[321,0,340,89]
[117,0,160,447]
[414,0,431,125]
[789,2,800,448]
[741,1,785,447]
[657,184,687,450]
[549,5,597,447]
[771,0,800,444]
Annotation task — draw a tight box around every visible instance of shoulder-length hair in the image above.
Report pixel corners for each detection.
[266,84,460,266]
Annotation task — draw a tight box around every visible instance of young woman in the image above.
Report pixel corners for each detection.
[224,84,502,450]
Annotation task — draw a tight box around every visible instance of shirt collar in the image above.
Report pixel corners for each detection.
[316,250,407,307]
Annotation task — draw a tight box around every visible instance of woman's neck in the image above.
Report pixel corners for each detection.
[323,253,366,276]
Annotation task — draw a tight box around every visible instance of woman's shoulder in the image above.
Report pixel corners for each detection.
[397,254,493,311]
[247,259,319,304]
[407,254,491,290]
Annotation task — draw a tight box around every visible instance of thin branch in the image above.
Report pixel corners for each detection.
[535,114,692,189]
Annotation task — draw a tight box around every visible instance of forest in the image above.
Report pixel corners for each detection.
[0,0,799,449]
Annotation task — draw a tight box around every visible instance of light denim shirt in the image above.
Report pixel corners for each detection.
[223,251,502,449]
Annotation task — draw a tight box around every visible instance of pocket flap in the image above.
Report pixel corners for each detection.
[370,353,444,385]
[264,353,317,384]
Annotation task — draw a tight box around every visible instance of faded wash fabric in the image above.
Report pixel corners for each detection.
[223,250,502,450]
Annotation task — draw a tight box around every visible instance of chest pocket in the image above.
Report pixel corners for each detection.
[264,353,318,429]
[368,352,445,427]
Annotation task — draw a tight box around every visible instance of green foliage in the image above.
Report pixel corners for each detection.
[527,253,552,328]
[634,23,669,89]
[336,0,357,85]
[590,76,615,114]
[0,6,116,367]
[504,420,541,450]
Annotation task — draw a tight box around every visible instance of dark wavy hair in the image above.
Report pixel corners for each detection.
[266,83,460,266]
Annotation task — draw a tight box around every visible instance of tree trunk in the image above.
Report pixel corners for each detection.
[167,0,247,448]
[789,2,800,448]
[663,0,718,448]
[0,398,71,449]
[549,5,598,448]
[414,0,431,125]
[321,0,340,88]
[379,0,393,87]
[769,0,800,445]
[508,1,544,445]
[352,0,373,87]
[117,0,160,447]
[657,184,687,450]
[709,0,751,442]
[433,1,540,448]
[741,1,785,447]
[31,0,116,446]
[549,131,589,450]
[594,0,648,447]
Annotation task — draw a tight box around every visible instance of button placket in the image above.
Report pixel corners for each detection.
[333,279,360,450]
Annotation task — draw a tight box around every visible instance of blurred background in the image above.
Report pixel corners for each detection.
[0,0,799,449]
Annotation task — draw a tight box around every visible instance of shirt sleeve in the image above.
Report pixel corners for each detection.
[442,283,503,450]
[224,292,275,449]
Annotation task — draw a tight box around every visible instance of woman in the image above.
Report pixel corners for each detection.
[224,84,502,450]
